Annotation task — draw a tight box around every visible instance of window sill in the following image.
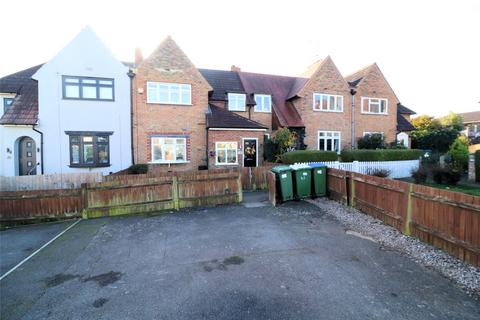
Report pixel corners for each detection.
[254,110,272,113]
[63,98,115,102]
[360,112,389,116]
[69,164,111,168]
[215,163,239,166]
[146,102,192,106]
[313,109,344,113]
[149,161,190,164]
[228,108,247,112]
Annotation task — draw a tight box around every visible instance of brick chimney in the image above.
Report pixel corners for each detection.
[231,65,241,72]
[135,48,143,66]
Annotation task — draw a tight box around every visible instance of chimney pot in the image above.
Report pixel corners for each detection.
[231,65,241,72]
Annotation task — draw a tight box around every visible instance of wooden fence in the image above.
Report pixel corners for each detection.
[0,189,82,222]
[0,172,103,191]
[325,169,480,267]
[82,170,242,218]
[241,163,275,191]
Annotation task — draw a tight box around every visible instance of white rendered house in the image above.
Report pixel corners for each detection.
[0,27,131,176]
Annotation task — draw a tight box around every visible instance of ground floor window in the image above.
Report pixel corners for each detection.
[66,132,111,167]
[318,131,341,153]
[151,137,187,163]
[215,142,238,165]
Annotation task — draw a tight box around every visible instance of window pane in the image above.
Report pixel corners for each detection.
[99,80,113,85]
[265,96,271,110]
[164,144,175,161]
[334,139,339,152]
[99,87,113,100]
[314,95,321,110]
[71,144,80,164]
[153,144,162,161]
[337,96,343,110]
[159,84,169,103]
[82,86,97,99]
[319,139,325,150]
[83,136,93,143]
[83,144,94,164]
[329,96,335,110]
[326,139,332,151]
[71,136,80,143]
[97,136,108,143]
[82,79,97,84]
[370,103,379,113]
[98,144,109,164]
[65,85,80,98]
[321,95,328,110]
[217,150,226,163]
[181,85,191,104]
[65,78,79,83]
[380,100,387,113]
[175,144,185,161]
[217,142,226,149]
[170,84,180,103]
[147,85,158,103]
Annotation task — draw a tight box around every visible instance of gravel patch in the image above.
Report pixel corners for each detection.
[307,197,480,298]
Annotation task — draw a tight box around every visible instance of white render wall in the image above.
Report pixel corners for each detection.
[33,27,131,175]
[0,125,40,176]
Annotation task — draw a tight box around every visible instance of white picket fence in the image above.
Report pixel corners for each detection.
[295,159,419,179]
[0,172,104,191]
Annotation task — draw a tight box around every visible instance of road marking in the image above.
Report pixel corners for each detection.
[0,219,82,281]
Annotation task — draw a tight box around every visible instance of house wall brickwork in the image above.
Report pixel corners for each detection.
[292,57,353,151]
[132,37,212,172]
[207,129,265,169]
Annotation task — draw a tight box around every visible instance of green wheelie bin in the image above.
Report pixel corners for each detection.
[289,164,312,199]
[309,163,327,197]
[271,166,294,202]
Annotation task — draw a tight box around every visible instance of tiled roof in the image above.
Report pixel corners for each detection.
[458,111,480,124]
[345,64,374,88]
[198,69,246,101]
[397,103,416,115]
[0,64,43,125]
[206,104,267,129]
[397,113,415,132]
[238,71,304,127]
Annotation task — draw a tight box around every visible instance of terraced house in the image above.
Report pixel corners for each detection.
[131,36,415,171]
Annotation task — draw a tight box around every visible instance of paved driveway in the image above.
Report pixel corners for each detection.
[1,193,479,319]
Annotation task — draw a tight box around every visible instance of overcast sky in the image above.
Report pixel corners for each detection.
[1,0,478,117]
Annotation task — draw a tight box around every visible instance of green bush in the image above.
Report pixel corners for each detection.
[475,150,480,183]
[127,164,148,174]
[281,150,338,164]
[411,166,428,184]
[357,133,385,149]
[449,136,469,170]
[340,149,423,162]
[430,165,446,184]
[366,168,391,178]
[443,166,461,185]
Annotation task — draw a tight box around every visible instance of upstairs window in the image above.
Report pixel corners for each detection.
[361,97,388,114]
[313,93,343,112]
[66,132,111,167]
[3,97,14,113]
[62,76,114,101]
[228,93,246,111]
[151,137,187,163]
[254,94,272,113]
[147,82,191,105]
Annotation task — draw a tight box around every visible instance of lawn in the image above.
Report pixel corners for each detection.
[421,182,480,196]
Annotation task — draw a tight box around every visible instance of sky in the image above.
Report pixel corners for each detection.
[0,0,479,117]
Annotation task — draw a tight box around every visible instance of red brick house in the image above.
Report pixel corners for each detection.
[131,36,415,171]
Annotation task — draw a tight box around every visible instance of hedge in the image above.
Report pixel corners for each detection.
[281,150,338,164]
[340,149,423,162]
[475,150,480,182]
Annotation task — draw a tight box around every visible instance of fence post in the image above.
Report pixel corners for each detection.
[404,183,414,235]
[172,176,180,210]
[237,172,243,203]
[81,183,88,219]
[350,172,356,208]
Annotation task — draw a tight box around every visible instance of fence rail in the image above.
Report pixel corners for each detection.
[0,172,103,191]
[324,169,480,267]
[296,160,419,179]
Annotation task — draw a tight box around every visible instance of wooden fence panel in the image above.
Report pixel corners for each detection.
[411,185,480,266]
[0,189,82,221]
[267,171,277,207]
[352,173,410,231]
[326,168,348,204]
[0,172,103,191]
[241,163,275,191]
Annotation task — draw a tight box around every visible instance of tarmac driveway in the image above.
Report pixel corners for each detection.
[1,193,479,319]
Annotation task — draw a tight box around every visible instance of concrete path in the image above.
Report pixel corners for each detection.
[1,197,478,319]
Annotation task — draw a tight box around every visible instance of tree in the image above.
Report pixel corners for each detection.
[439,112,464,132]
[412,115,439,130]
[357,133,385,149]
[449,136,469,170]
[272,128,296,153]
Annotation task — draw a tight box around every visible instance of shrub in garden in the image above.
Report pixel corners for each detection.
[443,166,461,185]
[340,149,423,162]
[411,166,428,184]
[430,165,446,184]
[448,136,469,170]
[366,168,391,178]
[281,150,338,164]
[357,134,385,149]
[127,164,148,174]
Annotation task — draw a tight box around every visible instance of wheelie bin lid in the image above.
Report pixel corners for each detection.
[289,163,311,170]
[271,165,292,173]
[308,162,327,168]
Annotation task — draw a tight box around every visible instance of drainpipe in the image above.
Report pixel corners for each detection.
[32,125,44,174]
[350,89,357,149]
[127,69,136,165]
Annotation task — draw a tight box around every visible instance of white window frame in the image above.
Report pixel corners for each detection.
[363,131,384,138]
[254,94,272,113]
[227,93,246,111]
[146,82,192,105]
[317,131,341,154]
[361,97,388,115]
[215,141,238,165]
[150,137,188,164]
[313,93,344,112]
